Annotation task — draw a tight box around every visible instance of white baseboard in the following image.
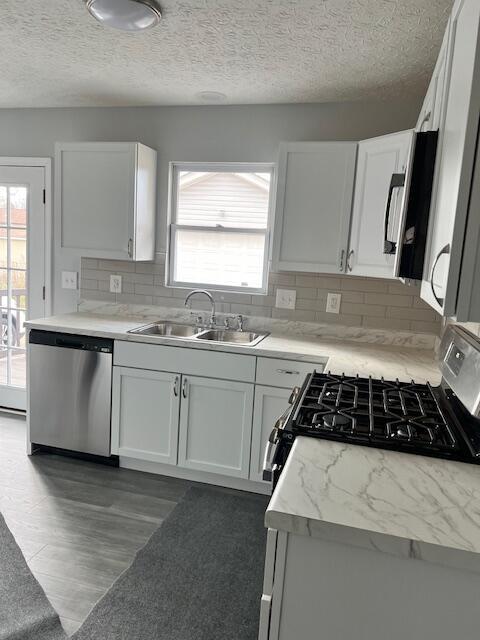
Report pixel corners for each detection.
[119,456,271,496]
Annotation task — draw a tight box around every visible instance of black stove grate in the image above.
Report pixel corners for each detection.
[292,372,459,452]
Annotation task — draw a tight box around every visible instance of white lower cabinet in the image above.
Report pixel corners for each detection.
[264,532,480,640]
[250,386,291,483]
[178,375,254,479]
[111,341,316,490]
[111,367,180,464]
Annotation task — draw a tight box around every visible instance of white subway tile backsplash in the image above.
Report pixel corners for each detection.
[80,278,99,291]
[340,278,389,293]
[294,287,318,299]
[342,302,386,318]
[364,293,413,308]
[386,306,439,322]
[314,311,363,327]
[269,273,296,286]
[97,260,136,273]
[272,308,315,322]
[362,316,411,331]
[411,320,444,334]
[79,256,442,336]
[81,258,99,270]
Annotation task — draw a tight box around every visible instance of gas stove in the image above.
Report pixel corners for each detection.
[264,325,480,487]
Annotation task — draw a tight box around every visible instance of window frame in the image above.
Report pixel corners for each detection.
[166,161,276,294]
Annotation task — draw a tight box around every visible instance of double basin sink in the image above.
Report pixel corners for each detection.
[128,321,268,347]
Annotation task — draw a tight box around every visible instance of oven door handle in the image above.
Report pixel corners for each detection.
[262,386,301,482]
[262,428,279,483]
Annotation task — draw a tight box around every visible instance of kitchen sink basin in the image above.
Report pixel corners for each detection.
[128,322,268,346]
[128,322,201,338]
[195,329,268,346]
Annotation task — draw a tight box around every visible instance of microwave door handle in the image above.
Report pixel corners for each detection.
[430,244,450,308]
[384,173,405,254]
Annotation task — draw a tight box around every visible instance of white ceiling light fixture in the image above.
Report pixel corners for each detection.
[85,0,162,32]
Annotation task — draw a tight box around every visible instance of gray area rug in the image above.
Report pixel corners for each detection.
[73,485,269,640]
[0,513,66,640]
[0,485,268,640]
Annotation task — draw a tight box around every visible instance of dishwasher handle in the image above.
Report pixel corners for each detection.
[29,330,113,353]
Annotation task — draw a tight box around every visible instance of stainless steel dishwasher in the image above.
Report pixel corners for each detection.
[29,330,114,459]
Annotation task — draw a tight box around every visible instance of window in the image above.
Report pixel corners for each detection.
[167,162,274,293]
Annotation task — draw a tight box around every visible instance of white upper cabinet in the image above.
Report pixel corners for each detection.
[420,0,480,318]
[56,142,157,261]
[347,131,412,278]
[416,25,449,134]
[272,142,357,273]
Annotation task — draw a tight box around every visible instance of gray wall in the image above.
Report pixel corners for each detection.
[0,99,422,314]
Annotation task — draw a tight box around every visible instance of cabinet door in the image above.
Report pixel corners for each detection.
[420,0,480,316]
[111,367,180,464]
[416,77,437,133]
[272,142,357,273]
[56,142,136,260]
[416,26,449,134]
[56,142,156,261]
[347,131,412,278]
[178,376,254,478]
[250,386,291,483]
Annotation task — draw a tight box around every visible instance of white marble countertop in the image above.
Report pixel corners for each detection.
[25,312,441,384]
[267,437,480,573]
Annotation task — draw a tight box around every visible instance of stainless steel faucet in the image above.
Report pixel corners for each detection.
[184,290,216,328]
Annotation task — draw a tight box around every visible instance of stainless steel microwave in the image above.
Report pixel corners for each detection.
[383,130,438,280]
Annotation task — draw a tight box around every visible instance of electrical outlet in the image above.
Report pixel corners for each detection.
[326,292,341,314]
[61,271,78,290]
[110,274,122,294]
[275,289,296,310]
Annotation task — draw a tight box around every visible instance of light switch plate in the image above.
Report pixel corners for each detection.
[61,271,78,290]
[110,275,122,294]
[326,292,341,314]
[276,289,297,310]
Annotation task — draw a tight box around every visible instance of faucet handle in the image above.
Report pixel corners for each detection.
[236,314,244,331]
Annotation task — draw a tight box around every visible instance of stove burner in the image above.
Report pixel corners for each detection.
[292,372,459,454]
[321,413,351,431]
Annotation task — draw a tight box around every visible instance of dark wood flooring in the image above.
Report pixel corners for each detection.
[0,412,192,635]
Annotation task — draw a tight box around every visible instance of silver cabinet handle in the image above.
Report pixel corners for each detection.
[276,368,300,375]
[127,238,133,259]
[173,375,179,397]
[347,249,354,272]
[430,243,450,307]
[339,249,345,272]
[182,377,188,399]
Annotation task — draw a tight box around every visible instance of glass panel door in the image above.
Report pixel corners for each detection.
[1,185,28,391]
[0,165,46,410]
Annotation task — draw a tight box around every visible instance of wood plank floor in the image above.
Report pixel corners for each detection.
[0,412,192,636]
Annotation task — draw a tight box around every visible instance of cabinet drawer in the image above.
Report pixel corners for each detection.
[114,340,255,382]
[256,357,324,388]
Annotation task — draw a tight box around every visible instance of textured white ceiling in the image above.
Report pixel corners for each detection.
[0,0,452,108]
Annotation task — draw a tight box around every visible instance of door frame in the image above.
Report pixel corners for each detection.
[0,157,52,316]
